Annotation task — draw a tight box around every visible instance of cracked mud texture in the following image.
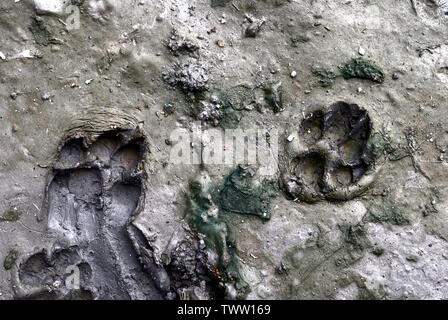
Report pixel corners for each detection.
[1,0,448,300]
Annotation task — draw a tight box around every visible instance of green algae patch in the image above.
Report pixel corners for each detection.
[185,167,278,297]
[212,167,279,221]
[4,249,19,270]
[312,58,384,87]
[338,223,371,267]
[211,0,231,7]
[340,223,371,251]
[186,180,249,297]
[312,67,337,87]
[363,132,392,165]
[1,208,22,222]
[363,201,410,226]
[340,58,384,83]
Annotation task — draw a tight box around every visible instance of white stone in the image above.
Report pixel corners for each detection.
[290,70,297,78]
[33,0,69,15]
[9,50,37,60]
[358,46,365,56]
[88,0,114,19]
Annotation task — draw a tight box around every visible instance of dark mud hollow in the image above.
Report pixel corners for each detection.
[300,110,324,143]
[15,130,162,300]
[291,153,326,194]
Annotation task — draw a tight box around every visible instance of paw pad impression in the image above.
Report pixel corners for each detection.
[283,101,380,202]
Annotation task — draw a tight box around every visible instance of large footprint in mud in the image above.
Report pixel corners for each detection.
[282,101,383,203]
[11,111,162,299]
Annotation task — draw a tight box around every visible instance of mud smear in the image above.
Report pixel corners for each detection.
[14,129,161,300]
[179,167,278,299]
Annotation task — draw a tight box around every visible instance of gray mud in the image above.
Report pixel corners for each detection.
[2,0,448,301]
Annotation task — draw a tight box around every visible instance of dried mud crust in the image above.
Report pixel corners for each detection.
[282,101,382,203]
[11,122,162,299]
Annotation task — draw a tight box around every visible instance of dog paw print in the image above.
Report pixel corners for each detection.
[282,101,381,202]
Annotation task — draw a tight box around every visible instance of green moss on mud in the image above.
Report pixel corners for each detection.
[211,0,231,7]
[212,166,278,220]
[4,249,19,270]
[185,167,279,297]
[363,202,410,226]
[312,58,385,87]
[363,133,391,165]
[186,180,248,296]
[340,58,384,83]
[340,223,371,251]
[1,208,22,222]
[312,67,337,87]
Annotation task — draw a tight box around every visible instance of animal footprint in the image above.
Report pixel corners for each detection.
[12,125,161,299]
[282,101,381,202]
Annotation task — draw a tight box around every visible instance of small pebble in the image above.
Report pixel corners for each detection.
[392,73,399,80]
[10,92,17,100]
[290,70,297,78]
[41,93,51,101]
[358,47,365,56]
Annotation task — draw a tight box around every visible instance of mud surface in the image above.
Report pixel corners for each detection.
[1,0,448,300]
